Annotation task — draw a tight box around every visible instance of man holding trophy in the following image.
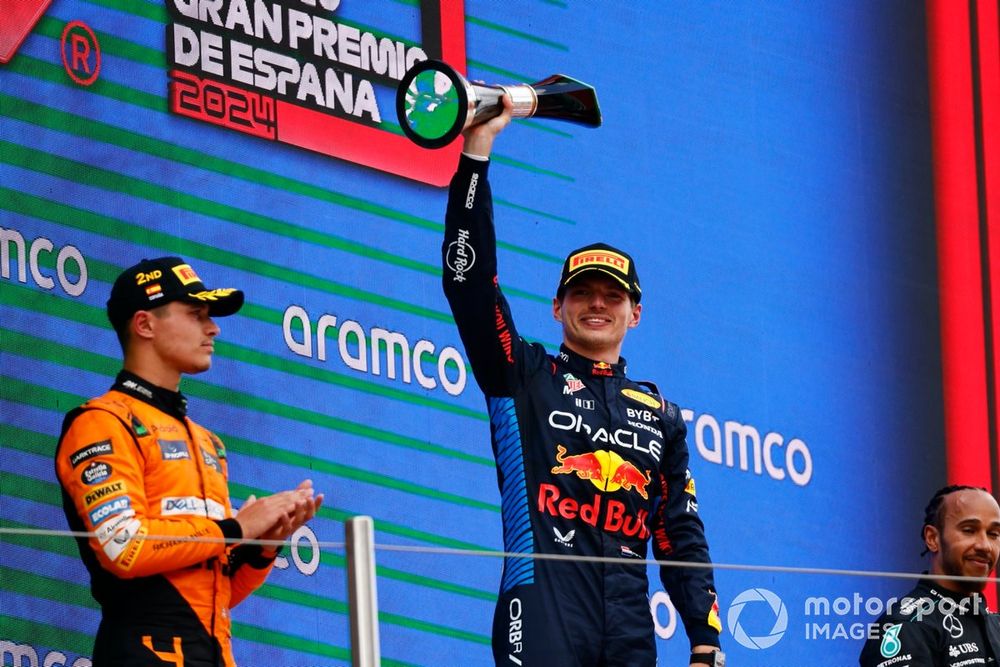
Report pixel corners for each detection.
[439,91,724,665]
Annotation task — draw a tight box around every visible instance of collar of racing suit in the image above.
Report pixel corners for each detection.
[112,370,188,420]
[557,344,628,378]
[914,577,990,615]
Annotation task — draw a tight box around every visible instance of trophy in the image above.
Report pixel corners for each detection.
[396,59,602,149]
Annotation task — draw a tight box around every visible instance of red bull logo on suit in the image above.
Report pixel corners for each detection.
[541,444,654,539]
[550,444,652,499]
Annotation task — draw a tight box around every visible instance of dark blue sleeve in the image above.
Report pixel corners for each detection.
[442,155,545,396]
[651,401,721,648]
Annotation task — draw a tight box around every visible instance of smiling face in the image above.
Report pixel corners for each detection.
[926,489,1000,593]
[552,273,641,363]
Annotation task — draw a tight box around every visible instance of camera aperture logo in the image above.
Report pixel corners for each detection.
[727,588,788,650]
[726,586,989,651]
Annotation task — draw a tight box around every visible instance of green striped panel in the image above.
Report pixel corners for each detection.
[492,154,575,182]
[0,281,487,420]
[0,583,403,666]
[0,141,442,276]
[1,566,95,609]
[0,506,497,603]
[0,563,490,648]
[30,5,576,182]
[82,0,165,21]
[0,356,492,467]
[466,16,568,51]
[518,118,575,138]
[0,615,95,659]
[2,411,497,514]
[0,228,557,354]
[1,169,557,322]
[2,382,499,548]
[1,470,498,599]
[0,519,80,559]
[0,257,483,376]
[35,15,163,67]
[496,196,577,224]
[79,0,555,78]
[253,583,490,645]
[0,186,455,323]
[0,90,567,270]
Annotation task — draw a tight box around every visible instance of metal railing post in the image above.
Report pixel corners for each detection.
[346,515,380,667]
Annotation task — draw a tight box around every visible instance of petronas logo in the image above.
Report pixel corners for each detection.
[880,623,902,658]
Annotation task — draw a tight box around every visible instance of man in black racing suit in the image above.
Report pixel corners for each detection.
[442,98,722,666]
[859,485,1000,667]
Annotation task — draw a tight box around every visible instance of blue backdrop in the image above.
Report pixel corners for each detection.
[0,1,942,665]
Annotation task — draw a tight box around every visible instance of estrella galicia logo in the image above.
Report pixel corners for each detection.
[881,623,902,658]
[81,461,112,485]
[159,440,190,460]
[727,588,788,650]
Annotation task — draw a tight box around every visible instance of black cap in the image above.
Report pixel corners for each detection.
[557,243,641,302]
[107,257,244,332]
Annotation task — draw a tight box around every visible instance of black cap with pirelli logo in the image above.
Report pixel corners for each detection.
[107,257,244,332]
[557,243,642,303]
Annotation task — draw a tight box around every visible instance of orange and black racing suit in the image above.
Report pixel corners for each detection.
[443,155,722,665]
[54,371,274,667]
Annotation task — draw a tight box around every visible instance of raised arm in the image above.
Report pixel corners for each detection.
[442,96,540,396]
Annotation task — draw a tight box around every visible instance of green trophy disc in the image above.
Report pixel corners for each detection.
[397,60,471,149]
[402,69,461,143]
[396,59,601,150]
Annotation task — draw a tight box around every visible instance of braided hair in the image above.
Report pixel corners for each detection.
[920,484,989,555]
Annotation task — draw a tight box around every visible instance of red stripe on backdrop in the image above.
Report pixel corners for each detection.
[927,1,990,486]
[979,0,1000,431]
[276,103,462,186]
[439,0,468,75]
[275,1,467,185]
[928,0,1000,605]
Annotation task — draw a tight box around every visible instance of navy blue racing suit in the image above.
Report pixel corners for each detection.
[443,155,721,665]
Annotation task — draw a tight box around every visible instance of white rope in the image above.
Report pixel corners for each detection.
[4,525,998,585]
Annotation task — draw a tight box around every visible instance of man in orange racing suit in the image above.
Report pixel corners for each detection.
[55,257,323,667]
[443,98,723,666]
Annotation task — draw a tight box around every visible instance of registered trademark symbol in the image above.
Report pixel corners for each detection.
[61,20,101,86]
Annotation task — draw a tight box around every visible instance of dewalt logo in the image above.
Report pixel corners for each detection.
[84,480,126,508]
